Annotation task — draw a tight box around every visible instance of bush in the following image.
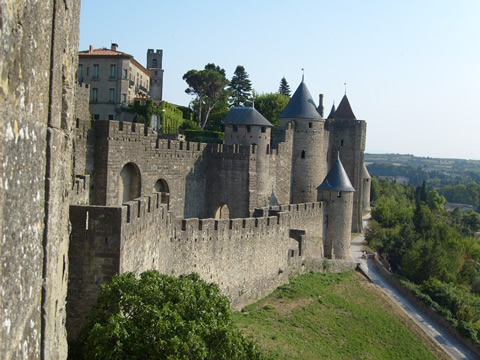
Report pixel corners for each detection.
[184,129,224,143]
[70,271,266,360]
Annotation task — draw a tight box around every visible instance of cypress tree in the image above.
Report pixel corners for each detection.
[230,65,252,107]
[278,77,291,97]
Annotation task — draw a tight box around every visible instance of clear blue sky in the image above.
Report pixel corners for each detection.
[79,0,480,160]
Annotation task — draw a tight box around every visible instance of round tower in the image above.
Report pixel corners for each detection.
[362,163,371,211]
[326,94,366,233]
[223,107,273,208]
[278,81,327,204]
[317,154,355,259]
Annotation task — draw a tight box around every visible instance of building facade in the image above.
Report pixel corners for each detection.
[78,44,152,121]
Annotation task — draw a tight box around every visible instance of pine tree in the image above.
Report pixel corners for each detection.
[278,77,291,97]
[230,65,252,107]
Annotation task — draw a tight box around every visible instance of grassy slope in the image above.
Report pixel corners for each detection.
[233,271,449,360]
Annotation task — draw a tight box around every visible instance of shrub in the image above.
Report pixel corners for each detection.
[70,271,266,360]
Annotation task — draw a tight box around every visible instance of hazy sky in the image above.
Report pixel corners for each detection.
[79,0,480,160]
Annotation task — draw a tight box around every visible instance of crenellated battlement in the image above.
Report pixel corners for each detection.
[120,193,171,238]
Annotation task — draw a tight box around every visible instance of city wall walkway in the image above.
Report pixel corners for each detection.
[350,215,477,360]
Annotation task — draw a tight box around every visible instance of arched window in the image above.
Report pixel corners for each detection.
[152,58,158,68]
[215,203,230,219]
[301,150,305,159]
[153,179,170,208]
[119,162,141,204]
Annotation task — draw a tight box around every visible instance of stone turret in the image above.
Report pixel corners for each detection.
[147,49,164,101]
[326,94,366,233]
[223,107,273,208]
[317,154,355,259]
[279,81,327,203]
[362,163,371,211]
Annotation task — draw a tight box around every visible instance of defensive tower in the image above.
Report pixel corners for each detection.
[362,164,371,211]
[223,107,273,208]
[317,153,355,259]
[279,81,328,203]
[147,49,164,101]
[326,94,366,232]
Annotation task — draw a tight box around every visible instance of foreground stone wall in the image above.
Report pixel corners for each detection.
[0,1,80,359]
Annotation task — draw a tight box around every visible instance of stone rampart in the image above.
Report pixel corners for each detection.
[67,198,325,337]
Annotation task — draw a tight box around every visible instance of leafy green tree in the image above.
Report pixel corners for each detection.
[253,92,290,129]
[71,271,266,360]
[230,65,252,107]
[427,190,446,213]
[278,77,291,97]
[183,64,230,129]
[462,210,480,234]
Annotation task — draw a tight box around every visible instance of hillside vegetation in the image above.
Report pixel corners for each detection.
[366,178,480,346]
[233,271,448,360]
[365,153,480,209]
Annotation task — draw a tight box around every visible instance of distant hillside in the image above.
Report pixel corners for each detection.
[365,153,480,174]
[365,153,480,209]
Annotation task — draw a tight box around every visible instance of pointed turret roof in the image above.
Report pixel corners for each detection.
[327,103,336,119]
[269,190,280,207]
[222,107,273,127]
[317,153,355,192]
[362,163,371,180]
[333,95,356,119]
[279,81,322,120]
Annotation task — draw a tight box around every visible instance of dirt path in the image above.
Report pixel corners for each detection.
[350,215,477,360]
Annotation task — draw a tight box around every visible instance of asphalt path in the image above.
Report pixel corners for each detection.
[350,216,478,360]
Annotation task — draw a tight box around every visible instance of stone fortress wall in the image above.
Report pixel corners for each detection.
[67,92,368,338]
[67,194,325,338]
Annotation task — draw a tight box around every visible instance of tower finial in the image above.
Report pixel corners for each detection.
[344,81,347,95]
[302,68,304,82]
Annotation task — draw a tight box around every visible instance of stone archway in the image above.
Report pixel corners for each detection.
[153,179,170,208]
[214,203,230,219]
[119,162,141,204]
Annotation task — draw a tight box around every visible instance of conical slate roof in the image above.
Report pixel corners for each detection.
[222,107,272,127]
[327,103,336,119]
[317,153,355,192]
[269,190,280,207]
[362,163,371,180]
[333,95,356,119]
[279,81,322,120]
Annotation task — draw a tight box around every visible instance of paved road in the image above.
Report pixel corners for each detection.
[350,216,477,360]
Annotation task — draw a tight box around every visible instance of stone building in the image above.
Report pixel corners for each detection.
[78,44,152,121]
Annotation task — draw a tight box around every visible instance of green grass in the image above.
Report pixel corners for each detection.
[233,271,448,360]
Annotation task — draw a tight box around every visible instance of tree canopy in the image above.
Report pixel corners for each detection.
[183,64,230,129]
[230,65,252,107]
[253,92,290,129]
[71,271,266,360]
[365,178,480,345]
[278,77,291,97]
